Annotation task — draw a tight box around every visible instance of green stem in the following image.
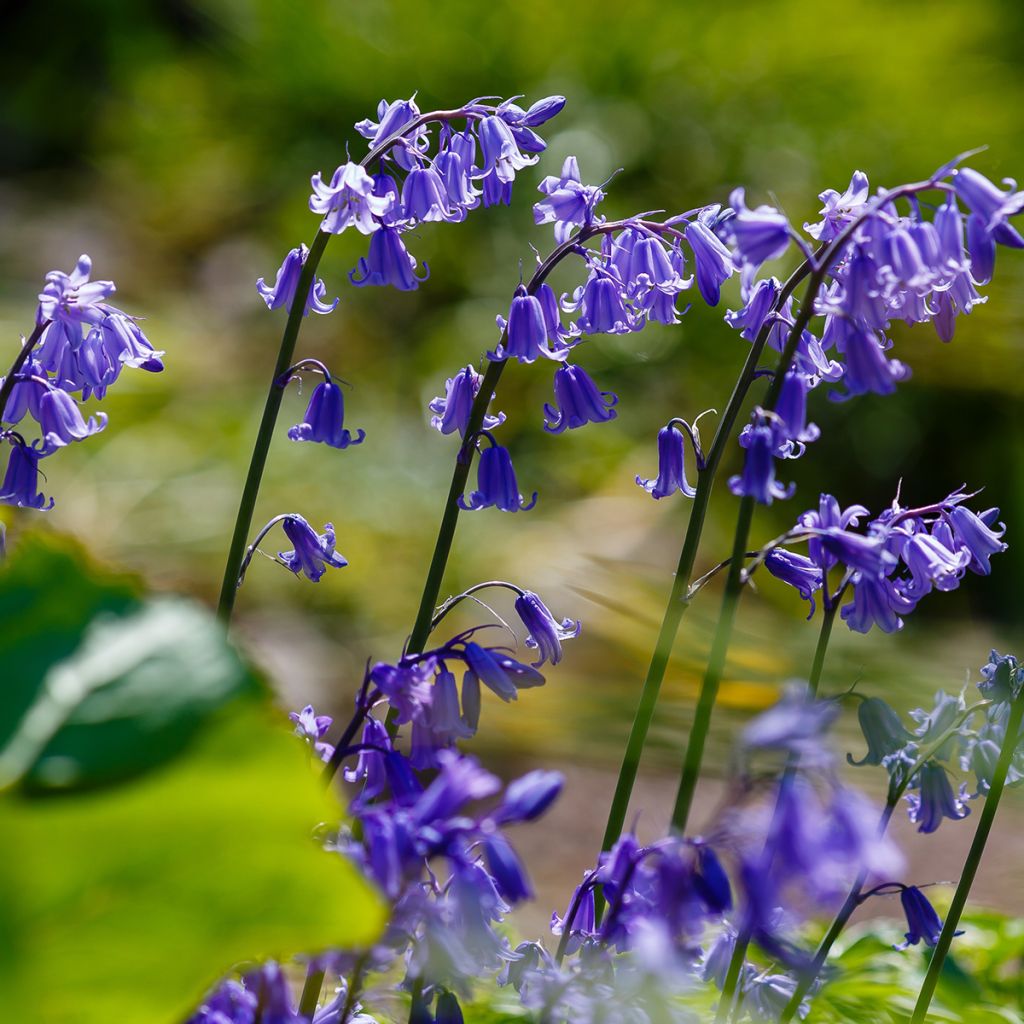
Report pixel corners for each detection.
[808,595,839,695]
[598,258,815,860]
[0,321,48,424]
[910,690,1024,1023]
[298,965,326,1019]
[216,229,331,621]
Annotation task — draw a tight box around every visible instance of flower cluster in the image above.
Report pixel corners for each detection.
[719,164,1023,506]
[0,255,163,510]
[762,487,1007,633]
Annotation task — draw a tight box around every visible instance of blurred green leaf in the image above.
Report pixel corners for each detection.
[0,700,386,1023]
[0,531,259,791]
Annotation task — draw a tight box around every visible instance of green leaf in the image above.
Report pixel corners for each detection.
[0,699,386,1023]
[0,531,260,791]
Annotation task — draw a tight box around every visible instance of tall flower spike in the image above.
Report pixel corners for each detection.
[276,515,348,582]
[287,378,365,449]
[428,365,505,436]
[636,422,697,499]
[309,161,392,235]
[542,363,617,434]
[256,244,338,316]
[458,436,537,512]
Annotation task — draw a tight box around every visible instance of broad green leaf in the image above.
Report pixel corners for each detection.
[0,699,386,1023]
[0,531,259,791]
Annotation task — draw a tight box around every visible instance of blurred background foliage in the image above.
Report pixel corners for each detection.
[4,0,1024,917]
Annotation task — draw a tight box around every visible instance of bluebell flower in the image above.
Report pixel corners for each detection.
[684,216,735,306]
[513,590,580,666]
[461,641,545,701]
[773,369,820,451]
[626,235,692,305]
[542,363,617,434]
[896,886,951,950]
[492,285,568,363]
[343,718,391,801]
[369,170,402,225]
[805,170,870,241]
[287,379,365,449]
[551,879,596,957]
[954,167,1024,232]
[458,440,537,512]
[494,769,564,824]
[98,313,164,374]
[498,94,566,128]
[848,696,913,766]
[288,704,334,763]
[563,271,636,335]
[276,515,348,582]
[906,762,971,833]
[898,529,969,600]
[764,548,823,616]
[966,212,996,285]
[401,165,460,223]
[256,244,338,316]
[474,115,538,183]
[832,322,911,398]
[36,385,107,452]
[533,156,606,243]
[481,171,513,207]
[349,226,429,290]
[636,424,697,499]
[428,365,505,436]
[309,161,391,234]
[978,650,1023,704]
[694,843,732,914]
[947,504,1007,575]
[435,143,481,211]
[355,95,422,161]
[411,750,501,825]
[729,422,794,505]
[841,572,913,634]
[799,494,869,572]
[370,656,436,726]
[483,832,533,903]
[725,188,792,268]
[0,441,53,510]
[725,276,779,341]
[37,254,115,326]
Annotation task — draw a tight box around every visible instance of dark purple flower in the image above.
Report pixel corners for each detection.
[694,844,732,914]
[947,504,1008,575]
[726,188,792,268]
[435,991,465,1024]
[895,886,950,950]
[493,284,568,363]
[774,370,820,448]
[729,423,794,505]
[412,750,501,825]
[501,94,566,128]
[514,590,580,666]
[370,657,435,726]
[494,769,564,824]
[276,515,348,582]
[483,832,533,903]
[534,156,605,243]
[636,424,697,499]
[841,572,913,634]
[458,441,537,512]
[287,379,365,449]
[765,548,823,616]
[256,244,338,316]
[428,365,505,436]
[564,272,635,335]
[684,217,734,306]
[0,441,53,510]
[309,161,391,234]
[349,226,429,290]
[906,762,971,833]
[542,363,617,434]
[461,641,545,701]
[36,385,107,452]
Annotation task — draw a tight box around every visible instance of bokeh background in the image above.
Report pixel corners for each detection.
[4,0,1024,930]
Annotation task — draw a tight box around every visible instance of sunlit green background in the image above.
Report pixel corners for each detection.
[4,0,1024,926]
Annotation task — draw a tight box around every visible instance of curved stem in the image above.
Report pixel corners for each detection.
[217,229,331,621]
[235,513,295,587]
[429,580,525,633]
[0,321,48,424]
[910,690,1024,1023]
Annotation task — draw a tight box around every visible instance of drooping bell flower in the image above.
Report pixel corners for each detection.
[0,441,54,510]
[725,188,792,269]
[513,590,580,666]
[543,363,617,434]
[636,423,697,499]
[428,365,505,436]
[684,216,735,306]
[401,165,461,223]
[492,285,568,362]
[287,379,365,449]
[474,115,538,183]
[533,155,606,243]
[564,272,635,336]
[906,761,971,833]
[728,422,794,505]
[895,886,955,950]
[256,244,338,316]
[309,161,391,235]
[458,439,537,512]
[946,504,1008,575]
[36,385,107,452]
[764,548,823,617]
[276,515,348,582]
[349,226,429,290]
